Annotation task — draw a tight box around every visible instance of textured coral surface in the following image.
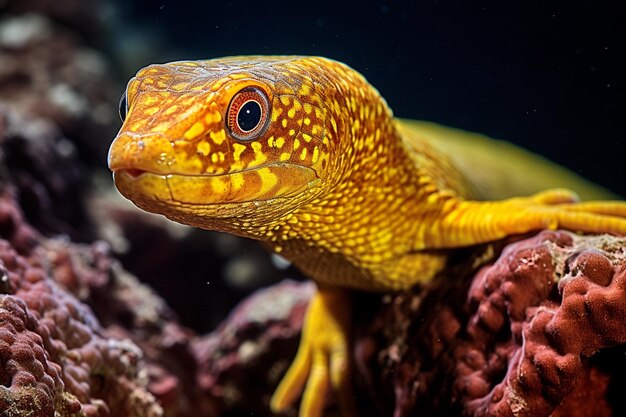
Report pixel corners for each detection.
[460,232,625,417]
[0,192,163,417]
[356,231,626,417]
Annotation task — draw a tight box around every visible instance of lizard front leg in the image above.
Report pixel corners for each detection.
[271,287,357,417]
[424,189,626,249]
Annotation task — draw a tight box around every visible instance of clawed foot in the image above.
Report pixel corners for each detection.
[427,188,626,251]
[271,288,357,417]
[513,189,626,234]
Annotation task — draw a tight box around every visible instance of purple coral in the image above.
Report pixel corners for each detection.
[0,193,163,417]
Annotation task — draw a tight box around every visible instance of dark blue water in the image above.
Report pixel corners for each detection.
[113,0,625,196]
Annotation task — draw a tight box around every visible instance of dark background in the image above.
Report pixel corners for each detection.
[111,0,625,196]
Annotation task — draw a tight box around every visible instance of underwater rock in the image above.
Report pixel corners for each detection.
[2,0,106,37]
[0,9,119,240]
[192,280,314,415]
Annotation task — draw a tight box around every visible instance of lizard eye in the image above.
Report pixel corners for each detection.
[118,91,128,122]
[227,87,270,140]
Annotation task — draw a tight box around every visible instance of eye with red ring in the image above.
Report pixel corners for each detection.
[227,87,270,140]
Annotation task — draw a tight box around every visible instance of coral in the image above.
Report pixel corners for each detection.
[7,195,624,417]
[37,235,205,417]
[0,193,163,417]
[0,188,307,417]
[0,3,185,414]
[0,188,40,254]
[458,231,626,416]
[356,231,626,417]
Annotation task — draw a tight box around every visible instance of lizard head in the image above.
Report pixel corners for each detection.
[108,56,394,237]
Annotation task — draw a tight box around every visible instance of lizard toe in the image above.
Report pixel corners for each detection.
[270,289,353,417]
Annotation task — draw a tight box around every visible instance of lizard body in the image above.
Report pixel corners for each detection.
[108,56,626,417]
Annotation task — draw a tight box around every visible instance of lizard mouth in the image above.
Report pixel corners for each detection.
[112,163,319,208]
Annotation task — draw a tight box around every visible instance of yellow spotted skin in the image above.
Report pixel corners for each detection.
[109,56,626,417]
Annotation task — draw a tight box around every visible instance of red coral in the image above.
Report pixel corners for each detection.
[356,231,626,417]
[458,231,626,416]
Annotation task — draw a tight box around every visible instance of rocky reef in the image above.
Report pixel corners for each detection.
[1,1,625,416]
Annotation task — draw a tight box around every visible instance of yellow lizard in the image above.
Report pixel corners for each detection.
[108,56,626,417]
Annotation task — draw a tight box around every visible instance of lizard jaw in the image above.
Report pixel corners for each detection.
[112,163,319,217]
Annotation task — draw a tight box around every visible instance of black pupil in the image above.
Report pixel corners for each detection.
[237,100,262,132]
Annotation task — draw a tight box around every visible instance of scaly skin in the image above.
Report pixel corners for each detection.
[108,56,626,417]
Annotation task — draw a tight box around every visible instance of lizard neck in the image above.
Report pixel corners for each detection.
[266,97,463,290]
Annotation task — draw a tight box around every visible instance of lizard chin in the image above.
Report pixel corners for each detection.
[112,163,319,219]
